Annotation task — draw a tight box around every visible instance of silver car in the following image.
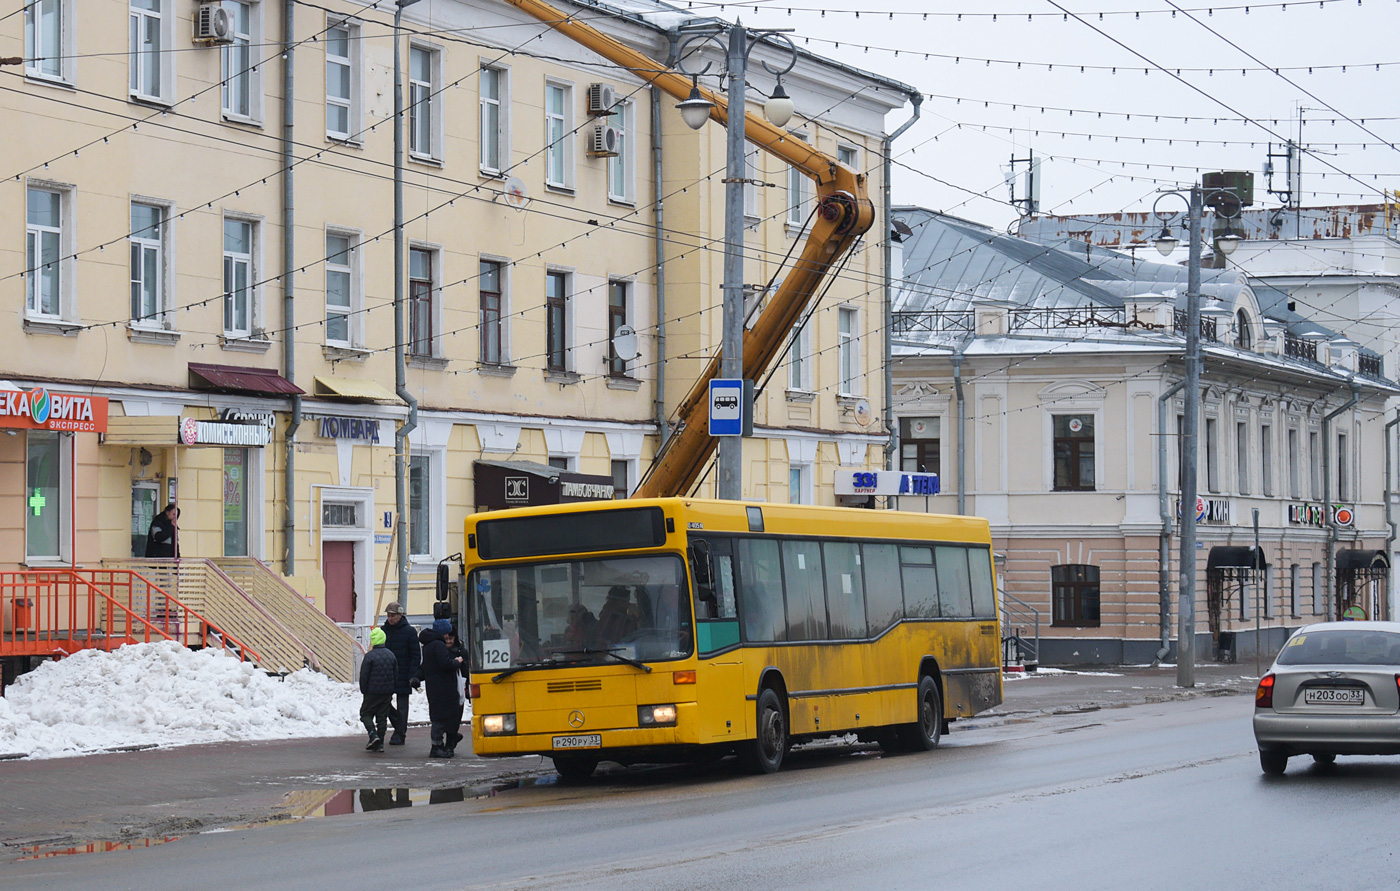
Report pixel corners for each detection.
[1253,621,1400,775]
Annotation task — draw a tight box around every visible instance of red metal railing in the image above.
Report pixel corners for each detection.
[0,569,259,663]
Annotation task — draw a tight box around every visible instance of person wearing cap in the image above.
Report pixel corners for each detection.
[380,602,420,746]
[413,618,468,758]
[358,627,398,752]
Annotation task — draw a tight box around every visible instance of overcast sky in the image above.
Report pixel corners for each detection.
[725,0,1399,230]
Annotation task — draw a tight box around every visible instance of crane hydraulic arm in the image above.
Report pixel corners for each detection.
[504,0,876,498]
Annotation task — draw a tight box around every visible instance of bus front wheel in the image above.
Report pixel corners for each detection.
[897,675,943,751]
[740,688,787,774]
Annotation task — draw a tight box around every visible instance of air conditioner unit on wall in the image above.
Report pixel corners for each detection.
[587,83,617,116]
[587,125,621,158]
[194,2,235,44]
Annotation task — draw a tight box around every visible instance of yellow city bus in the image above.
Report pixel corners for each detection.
[462,498,1001,778]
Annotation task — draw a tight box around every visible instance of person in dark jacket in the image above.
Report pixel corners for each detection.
[359,627,398,752]
[380,602,419,746]
[145,503,179,558]
[412,618,467,758]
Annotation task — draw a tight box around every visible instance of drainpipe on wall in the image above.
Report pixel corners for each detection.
[1322,382,1360,620]
[281,0,300,576]
[393,5,420,603]
[1385,409,1398,619]
[1156,379,1186,663]
[952,345,966,516]
[883,92,922,481]
[652,84,668,447]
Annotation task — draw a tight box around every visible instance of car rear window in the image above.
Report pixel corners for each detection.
[1275,629,1400,666]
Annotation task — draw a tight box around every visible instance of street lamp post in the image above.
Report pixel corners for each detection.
[674,24,796,501]
[1154,184,1240,688]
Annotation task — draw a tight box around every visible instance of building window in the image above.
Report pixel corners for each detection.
[130,0,173,103]
[547,455,571,471]
[408,247,435,358]
[1290,563,1300,618]
[1235,309,1252,350]
[607,280,629,376]
[26,187,64,319]
[325,22,360,141]
[1261,423,1273,496]
[222,447,250,556]
[1288,428,1300,498]
[26,431,67,560]
[1205,417,1219,493]
[221,1,259,121]
[1236,421,1249,495]
[1312,562,1323,614]
[25,0,68,81]
[480,65,506,173]
[409,453,431,557]
[409,44,440,160]
[130,202,168,325]
[480,259,504,365]
[607,99,635,203]
[222,217,254,337]
[788,463,812,505]
[1337,432,1349,501]
[1309,430,1321,500]
[1052,564,1100,627]
[1053,415,1095,491]
[900,417,940,475]
[837,144,858,169]
[611,459,629,499]
[744,143,760,218]
[544,81,573,189]
[788,320,811,391]
[838,307,858,395]
[546,270,568,372]
[325,231,357,347]
[787,161,809,228]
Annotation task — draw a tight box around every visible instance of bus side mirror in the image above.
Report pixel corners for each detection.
[436,562,451,601]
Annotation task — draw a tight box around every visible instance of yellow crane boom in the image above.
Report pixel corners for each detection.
[504,0,876,497]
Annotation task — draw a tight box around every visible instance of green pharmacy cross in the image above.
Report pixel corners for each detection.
[29,488,47,516]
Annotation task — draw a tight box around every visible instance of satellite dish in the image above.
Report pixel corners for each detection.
[612,325,639,361]
[852,398,873,427]
[502,176,529,211]
[890,219,913,242]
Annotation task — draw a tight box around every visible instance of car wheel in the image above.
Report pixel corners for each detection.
[552,754,599,782]
[1312,752,1336,765]
[739,688,787,774]
[896,675,944,752]
[1259,746,1289,776]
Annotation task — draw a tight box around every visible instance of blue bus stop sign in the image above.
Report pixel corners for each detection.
[709,379,744,436]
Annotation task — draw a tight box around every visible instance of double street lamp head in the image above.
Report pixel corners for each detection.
[676,77,796,131]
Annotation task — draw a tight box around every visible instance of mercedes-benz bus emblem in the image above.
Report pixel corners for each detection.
[568,710,586,728]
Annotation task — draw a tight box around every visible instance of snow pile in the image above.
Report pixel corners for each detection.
[0,641,442,760]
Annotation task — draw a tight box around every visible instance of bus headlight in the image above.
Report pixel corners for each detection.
[638,704,677,727]
[481,714,516,735]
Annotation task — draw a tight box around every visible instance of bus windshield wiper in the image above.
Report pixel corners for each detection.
[550,647,652,673]
[490,659,554,682]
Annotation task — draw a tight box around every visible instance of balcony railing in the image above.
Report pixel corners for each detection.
[1359,352,1384,379]
[1284,331,1319,363]
[1009,307,1126,332]
[892,310,973,337]
[1173,310,1218,341]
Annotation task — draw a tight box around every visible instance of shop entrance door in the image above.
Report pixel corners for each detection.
[222,447,248,556]
[322,540,356,623]
[131,482,159,557]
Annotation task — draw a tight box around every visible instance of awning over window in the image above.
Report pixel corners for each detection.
[189,363,303,396]
[474,460,616,511]
[312,376,399,403]
[1207,546,1266,571]
[1336,549,1390,572]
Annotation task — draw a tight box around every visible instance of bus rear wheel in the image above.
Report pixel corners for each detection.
[552,754,599,782]
[740,688,787,774]
[897,675,943,752]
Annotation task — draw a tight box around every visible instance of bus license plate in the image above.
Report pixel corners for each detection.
[552,734,602,749]
[1305,688,1364,705]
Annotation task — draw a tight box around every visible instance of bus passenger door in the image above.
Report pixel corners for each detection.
[690,537,745,745]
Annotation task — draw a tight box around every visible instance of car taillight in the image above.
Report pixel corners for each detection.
[468,683,480,700]
[1256,673,1275,709]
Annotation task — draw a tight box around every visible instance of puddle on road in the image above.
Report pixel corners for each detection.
[12,836,181,862]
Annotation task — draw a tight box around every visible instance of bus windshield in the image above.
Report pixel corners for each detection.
[469,553,692,672]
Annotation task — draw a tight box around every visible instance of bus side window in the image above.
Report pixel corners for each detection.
[969,547,997,617]
[738,538,785,642]
[862,543,903,635]
[935,546,974,618]
[781,539,826,642]
[901,546,940,618]
[823,540,865,639]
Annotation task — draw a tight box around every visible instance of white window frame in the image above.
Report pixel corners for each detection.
[408,42,443,162]
[26,183,74,322]
[325,228,362,348]
[788,319,812,391]
[1288,427,1300,498]
[744,143,761,219]
[130,0,174,104]
[1235,420,1250,495]
[837,306,859,396]
[545,267,573,373]
[786,132,811,232]
[544,79,575,191]
[1290,563,1300,618]
[407,241,443,359]
[837,143,859,171]
[1337,431,1349,502]
[607,98,636,204]
[222,213,260,339]
[221,1,262,124]
[1309,429,1321,500]
[25,0,73,84]
[1261,422,1273,497]
[25,430,73,564]
[324,18,362,143]
[479,63,509,175]
[788,462,813,505]
[130,199,174,328]
[479,255,511,365]
[406,449,444,560]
